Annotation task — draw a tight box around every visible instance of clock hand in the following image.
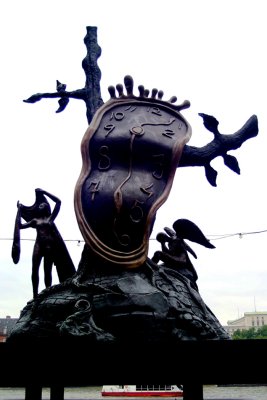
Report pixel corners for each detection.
[140,117,175,128]
[114,133,135,213]
[114,118,176,213]
[130,118,175,136]
[130,118,176,136]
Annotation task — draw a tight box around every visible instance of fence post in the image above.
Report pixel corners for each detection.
[25,385,42,400]
[50,385,64,400]
[183,383,203,400]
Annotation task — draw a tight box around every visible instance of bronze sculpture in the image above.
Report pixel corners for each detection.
[152,218,215,289]
[7,27,258,342]
[12,188,76,298]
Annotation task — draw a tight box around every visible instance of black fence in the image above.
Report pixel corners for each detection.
[1,338,267,400]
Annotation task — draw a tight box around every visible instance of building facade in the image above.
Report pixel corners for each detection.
[0,316,18,342]
[224,311,267,337]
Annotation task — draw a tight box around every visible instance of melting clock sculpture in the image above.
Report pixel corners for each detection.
[8,27,258,342]
[74,75,192,269]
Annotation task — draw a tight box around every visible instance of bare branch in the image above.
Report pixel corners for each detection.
[23,27,103,124]
[23,27,259,187]
[179,114,259,186]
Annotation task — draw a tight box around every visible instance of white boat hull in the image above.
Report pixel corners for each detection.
[101,385,183,397]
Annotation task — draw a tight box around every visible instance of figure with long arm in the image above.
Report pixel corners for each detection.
[12,188,76,298]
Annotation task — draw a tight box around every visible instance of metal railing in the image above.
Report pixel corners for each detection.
[1,338,267,400]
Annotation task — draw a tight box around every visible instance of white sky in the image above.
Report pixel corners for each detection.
[0,0,266,326]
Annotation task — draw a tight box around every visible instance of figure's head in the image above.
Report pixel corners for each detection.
[38,202,51,217]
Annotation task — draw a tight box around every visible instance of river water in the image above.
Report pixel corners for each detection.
[1,385,267,399]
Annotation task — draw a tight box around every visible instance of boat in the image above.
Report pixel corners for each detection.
[101,385,183,397]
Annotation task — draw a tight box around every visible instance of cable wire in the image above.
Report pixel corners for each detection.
[1,228,267,244]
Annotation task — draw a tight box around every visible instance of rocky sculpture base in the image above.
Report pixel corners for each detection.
[8,245,230,343]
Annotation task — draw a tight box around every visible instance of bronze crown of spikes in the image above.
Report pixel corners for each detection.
[74,75,192,268]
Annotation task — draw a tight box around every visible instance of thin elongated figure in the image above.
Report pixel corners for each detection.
[12,188,76,298]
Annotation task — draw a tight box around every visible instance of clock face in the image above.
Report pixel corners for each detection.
[75,98,191,267]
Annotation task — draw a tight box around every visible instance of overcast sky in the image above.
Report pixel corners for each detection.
[0,0,266,326]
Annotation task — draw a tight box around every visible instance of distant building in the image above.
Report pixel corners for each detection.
[224,311,267,337]
[0,316,18,342]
